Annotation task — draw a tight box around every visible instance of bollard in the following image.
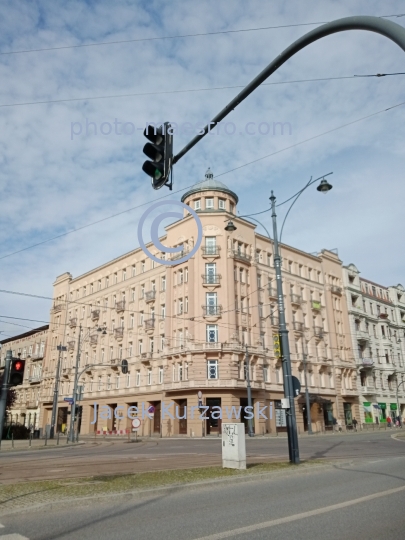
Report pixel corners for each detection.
[57,431,60,445]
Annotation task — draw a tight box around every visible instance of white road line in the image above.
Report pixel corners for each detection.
[0,535,29,539]
[191,484,405,540]
[0,523,4,528]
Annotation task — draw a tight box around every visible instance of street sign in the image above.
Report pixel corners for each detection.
[64,397,74,403]
[132,418,141,430]
[291,376,301,397]
[148,405,155,417]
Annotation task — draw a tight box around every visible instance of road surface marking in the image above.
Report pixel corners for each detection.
[0,535,29,539]
[191,484,405,540]
[0,523,4,528]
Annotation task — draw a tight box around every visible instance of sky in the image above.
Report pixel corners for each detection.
[0,0,404,339]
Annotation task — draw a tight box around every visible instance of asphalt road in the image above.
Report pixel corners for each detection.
[0,453,404,540]
[0,431,403,484]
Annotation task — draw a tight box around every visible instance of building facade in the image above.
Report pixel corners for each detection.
[0,325,48,430]
[37,171,359,437]
[343,264,405,424]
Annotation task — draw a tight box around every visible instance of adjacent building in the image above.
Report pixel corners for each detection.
[36,170,358,437]
[343,264,405,424]
[0,325,48,430]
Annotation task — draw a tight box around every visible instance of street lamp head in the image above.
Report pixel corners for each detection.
[316,178,333,194]
[225,220,237,232]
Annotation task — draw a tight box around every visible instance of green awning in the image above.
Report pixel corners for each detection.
[390,404,398,410]
[378,403,386,409]
[363,402,371,406]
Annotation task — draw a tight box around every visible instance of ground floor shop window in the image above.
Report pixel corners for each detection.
[378,403,387,422]
[323,403,334,427]
[343,403,352,426]
[363,402,373,423]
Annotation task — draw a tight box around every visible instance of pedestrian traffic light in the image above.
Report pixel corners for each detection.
[121,359,128,375]
[142,122,173,190]
[9,358,25,386]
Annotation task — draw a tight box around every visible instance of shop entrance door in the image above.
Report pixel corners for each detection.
[206,398,221,434]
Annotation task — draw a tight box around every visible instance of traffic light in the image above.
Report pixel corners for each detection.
[121,359,128,375]
[142,122,173,190]
[273,334,282,358]
[9,358,25,386]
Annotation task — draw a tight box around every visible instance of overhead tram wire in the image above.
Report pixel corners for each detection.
[1,97,404,263]
[1,72,404,109]
[0,13,403,56]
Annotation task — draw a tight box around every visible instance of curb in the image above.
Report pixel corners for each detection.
[0,460,347,517]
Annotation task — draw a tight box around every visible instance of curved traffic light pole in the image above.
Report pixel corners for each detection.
[173,15,405,164]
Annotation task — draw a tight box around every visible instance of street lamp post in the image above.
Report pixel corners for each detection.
[270,191,300,464]
[68,324,106,442]
[244,345,254,437]
[50,343,67,439]
[225,175,332,464]
[395,375,404,427]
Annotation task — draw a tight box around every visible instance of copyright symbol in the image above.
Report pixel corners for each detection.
[137,200,203,266]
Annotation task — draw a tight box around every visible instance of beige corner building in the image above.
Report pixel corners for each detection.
[0,325,48,430]
[37,170,359,437]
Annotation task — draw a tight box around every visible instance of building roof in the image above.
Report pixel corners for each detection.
[181,168,239,203]
[0,325,49,346]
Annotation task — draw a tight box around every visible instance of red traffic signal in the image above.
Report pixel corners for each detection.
[9,358,25,386]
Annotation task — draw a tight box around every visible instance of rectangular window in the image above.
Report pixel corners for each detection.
[178,364,183,381]
[138,340,143,355]
[205,198,214,209]
[122,269,126,281]
[136,370,140,386]
[161,276,166,291]
[263,365,269,382]
[178,299,183,314]
[185,297,189,313]
[132,264,136,277]
[185,268,188,282]
[219,198,226,209]
[147,369,152,385]
[159,367,163,384]
[206,324,218,343]
[141,261,145,273]
[194,199,201,210]
[207,360,218,379]
[161,304,166,319]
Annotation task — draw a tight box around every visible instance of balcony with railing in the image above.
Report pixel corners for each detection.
[340,388,359,397]
[91,309,100,321]
[31,352,44,360]
[359,358,374,368]
[202,246,221,258]
[356,329,369,343]
[270,317,279,327]
[360,385,377,395]
[53,304,64,312]
[141,352,153,363]
[290,294,303,305]
[313,326,324,337]
[145,290,156,303]
[90,334,98,346]
[113,327,124,340]
[67,341,75,351]
[293,321,304,332]
[29,374,41,383]
[202,274,221,286]
[203,305,222,317]
[144,318,155,331]
[171,247,189,261]
[115,300,125,312]
[233,249,252,262]
[331,285,342,295]
[69,317,77,328]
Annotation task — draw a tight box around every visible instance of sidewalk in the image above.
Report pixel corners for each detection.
[0,438,84,452]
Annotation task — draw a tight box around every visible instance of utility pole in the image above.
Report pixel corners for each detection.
[301,339,313,435]
[0,350,12,448]
[270,191,300,464]
[69,325,82,442]
[50,343,66,439]
[245,345,254,437]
